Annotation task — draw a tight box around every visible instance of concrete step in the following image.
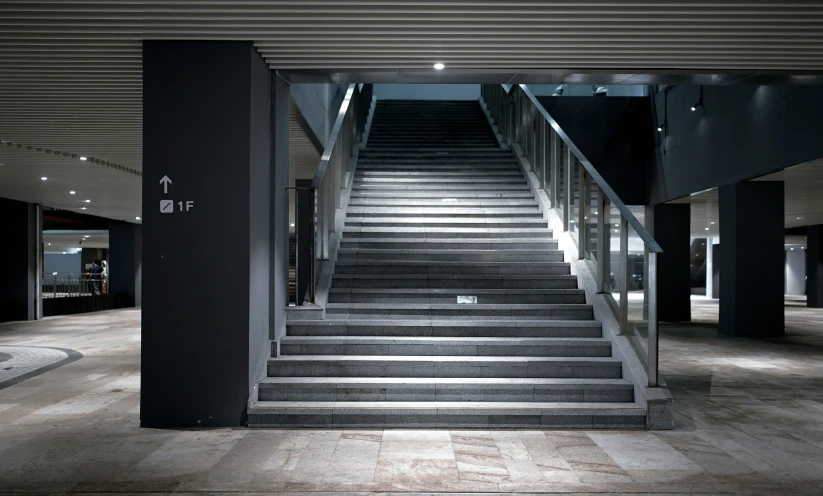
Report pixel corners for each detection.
[331,274,578,290]
[323,303,593,320]
[354,177,525,185]
[327,288,585,304]
[247,401,646,428]
[349,191,535,199]
[344,207,541,217]
[285,320,602,338]
[336,248,564,263]
[338,239,558,252]
[258,377,634,403]
[280,336,610,357]
[267,355,622,379]
[351,184,532,192]
[344,218,547,228]
[358,170,522,177]
[334,261,570,276]
[341,227,552,239]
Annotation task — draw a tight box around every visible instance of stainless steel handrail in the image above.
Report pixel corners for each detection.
[311,84,356,189]
[481,83,661,387]
[515,84,662,253]
[289,83,372,306]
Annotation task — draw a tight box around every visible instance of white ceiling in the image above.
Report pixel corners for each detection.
[669,157,823,238]
[43,230,109,253]
[2,1,823,222]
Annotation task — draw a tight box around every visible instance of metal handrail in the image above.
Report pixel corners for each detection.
[512,84,662,253]
[289,82,372,306]
[311,84,356,189]
[482,83,662,388]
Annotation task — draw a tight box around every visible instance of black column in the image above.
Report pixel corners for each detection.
[808,225,823,308]
[141,41,273,427]
[718,181,785,337]
[0,197,39,323]
[109,222,142,306]
[650,203,692,322]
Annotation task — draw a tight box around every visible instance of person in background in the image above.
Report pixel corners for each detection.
[89,259,104,296]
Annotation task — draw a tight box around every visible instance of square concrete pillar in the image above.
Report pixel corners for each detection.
[648,203,692,322]
[718,181,784,337]
[0,197,41,323]
[141,41,281,427]
[808,225,823,308]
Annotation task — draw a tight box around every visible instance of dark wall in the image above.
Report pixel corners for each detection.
[538,96,653,205]
[650,204,691,322]
[650,85,823,204]
[248,47,273,399]
[142,41,272,427]
[0,197,37,323]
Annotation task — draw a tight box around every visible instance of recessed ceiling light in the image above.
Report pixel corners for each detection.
[79,156,87,161]
[48,243,51,246]
[84,199,91,203]
[290,223,295,227]
[433,62,445,70]
[81,207,87,210]
[136,216,141,220]
[41,177,47,181]
[83,236,89,238]
[797,217,802,220]
[705,227,710,231]
[710,221,715,225]
[70,191,76,195]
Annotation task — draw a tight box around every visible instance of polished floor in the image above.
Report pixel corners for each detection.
[0,302,822,495]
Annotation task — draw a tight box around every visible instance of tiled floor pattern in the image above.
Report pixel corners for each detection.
[0,345,71,386]
[0,304,822,494]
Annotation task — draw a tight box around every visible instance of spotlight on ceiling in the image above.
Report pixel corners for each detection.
[79,156,87,161]
[552,85,564,97]
[84,199,91,203]
[594,86,608,95]
[70,191,76,195]
[41,177,47,181]
[657,123,666,132]
[433,63,445,70]
[136,216,141,220]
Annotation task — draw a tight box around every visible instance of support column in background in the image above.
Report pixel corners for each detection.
[705,237,717,299]
[718,181,784,337]
[142,41,276,427]
[109,222,142,306]
[0,197,40,323]
[648,203,692,322]
[808,225,823,308]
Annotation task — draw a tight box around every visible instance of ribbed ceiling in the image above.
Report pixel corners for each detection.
[1,1,823,220]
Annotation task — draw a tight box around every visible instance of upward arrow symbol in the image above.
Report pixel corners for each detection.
[159,175,172,194]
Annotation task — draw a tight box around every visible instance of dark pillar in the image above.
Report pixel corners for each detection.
[141,41,274,427]
[0,197,40,323]
[109,222,142,306]
[808,225,823,308]
[649,203,692,322]
[718,181,784,337]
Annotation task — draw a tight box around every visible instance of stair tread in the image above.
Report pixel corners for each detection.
[261,377,631,386]
[270,355,617,362]
[251,401,644,411]
[281,336,608,345]
[329,288,582,294]
[326,303,591,310]
[288,319,601,327]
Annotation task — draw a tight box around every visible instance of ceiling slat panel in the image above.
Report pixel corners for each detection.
[1,1,822,221]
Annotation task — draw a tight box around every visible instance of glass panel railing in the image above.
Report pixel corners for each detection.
[626,223,649,365]
[569,156,580,243]
[480,83,662,387]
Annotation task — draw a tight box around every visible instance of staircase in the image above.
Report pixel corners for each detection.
[249,100,645,428]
